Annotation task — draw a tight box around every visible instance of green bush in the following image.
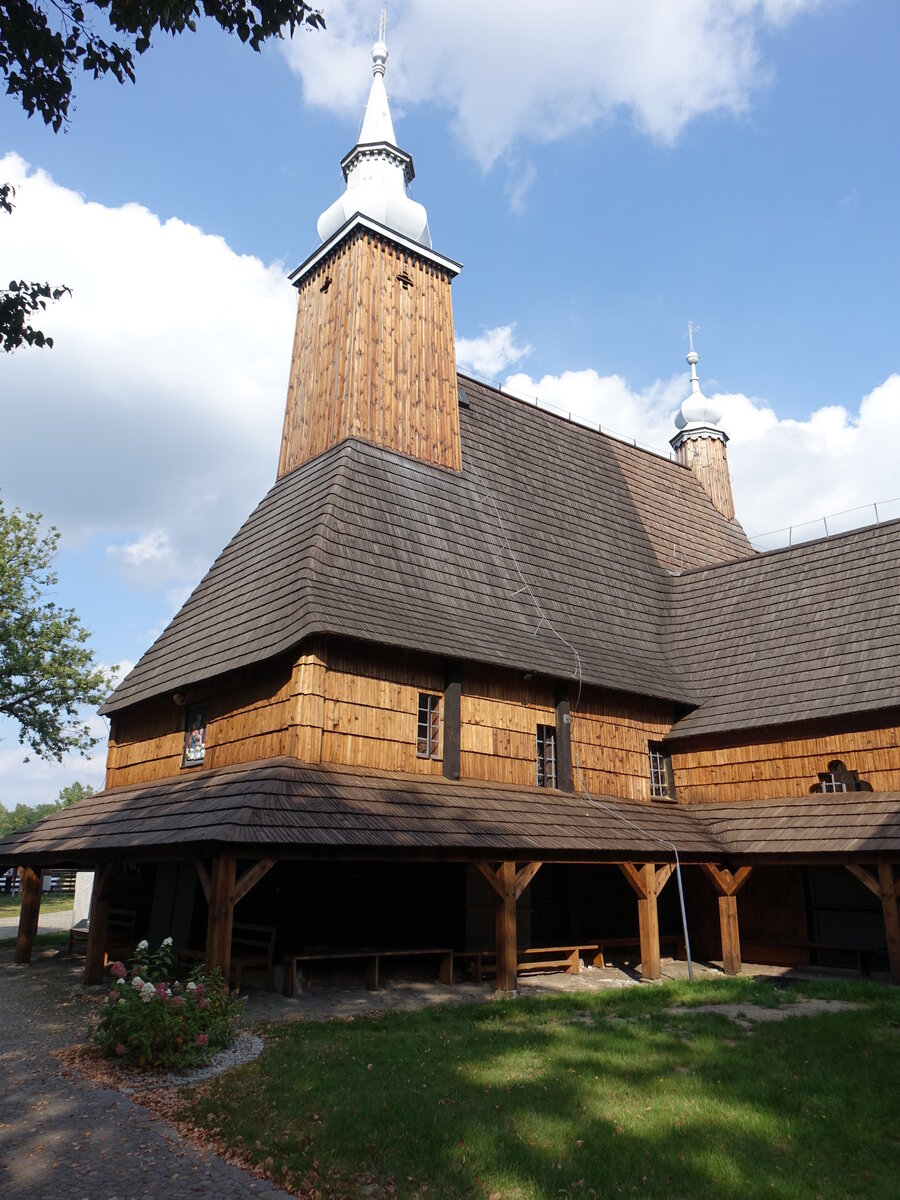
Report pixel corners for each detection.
[92,937,244,1070]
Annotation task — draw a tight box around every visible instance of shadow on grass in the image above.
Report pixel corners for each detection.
[181,977,900,1199]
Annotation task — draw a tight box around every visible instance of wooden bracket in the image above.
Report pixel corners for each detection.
[655,864,674,895]
[474,860,504,898]
[515,861,542,900]
[701,864,752,898]
[234,859,275,905]
[846,863,880,897]
[618,862,649,899]
[194,859,212,903]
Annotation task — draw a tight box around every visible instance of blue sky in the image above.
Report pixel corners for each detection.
[1,0,899,805]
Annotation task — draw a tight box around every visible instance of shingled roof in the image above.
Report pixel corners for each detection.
[103,377,750,715]
[666,519,900,739]
[0,757,724,866]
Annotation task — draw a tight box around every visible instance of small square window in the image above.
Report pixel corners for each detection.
[182,703,207,768]
[536,724,557,789]
[417,693,441,758]
[649,742,675,801]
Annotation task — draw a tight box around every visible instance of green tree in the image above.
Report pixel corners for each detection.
[0,780,93,834]
[0,497,112,761]
[1,183,72,352]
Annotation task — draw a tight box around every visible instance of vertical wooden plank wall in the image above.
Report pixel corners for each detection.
[277,229,461,477]
[672,722,900,803]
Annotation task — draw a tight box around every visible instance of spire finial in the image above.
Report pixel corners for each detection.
[673,322,723,435]
[373,6,388,76]
[686,321,700,391]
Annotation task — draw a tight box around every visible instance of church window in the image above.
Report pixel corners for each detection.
[649,742,675,801]
[536,724,557,788]
[417,693,441,758]
[811,760,871,794]
[182,704,207,768]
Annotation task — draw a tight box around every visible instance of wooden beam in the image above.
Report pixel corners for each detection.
[718,895,742,976]
[636,864,661,982]
[494,861,517,992]
[515,861,542,900]
[233,859,275,905]
[205,856,237,982]
[846,864,880,898]
[442,665,462,781]
[655,863,674,895]
[618,861,649,899]
[14,866,42,965]
[194,859,211,902]
[84,864,115,985]
[474,859,505,899]
[876,861,900,986]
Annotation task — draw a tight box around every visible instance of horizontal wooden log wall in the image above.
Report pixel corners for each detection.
[459,670,557,786]
[320,643,445,775]
[278,228,461,478]
[572,695,679,802]
[105,656,298,788]
[672,722,900,803]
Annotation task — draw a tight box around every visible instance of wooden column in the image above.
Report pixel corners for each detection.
[84,864,115,985]
[877,862,900,986]
[700,865,752,976]
[476,860,543,993]
[619,863,675,982]
[14,866,42,965]
[555,692,573,793]
[205,856,237,982]
[443,664,462,780]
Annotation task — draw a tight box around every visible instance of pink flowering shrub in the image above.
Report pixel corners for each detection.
[93,938,244,1070]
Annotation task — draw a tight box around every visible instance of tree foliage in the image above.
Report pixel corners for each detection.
[1,0,325,132]
[0,182,71,351]
[0,779,93,835]
[0,498,113,761]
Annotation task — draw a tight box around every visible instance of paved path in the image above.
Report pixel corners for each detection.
[0,948,293,1200]
[0,908,74,940]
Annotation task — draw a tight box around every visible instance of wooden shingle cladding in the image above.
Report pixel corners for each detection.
[667,519,900,740]
[670,712,900,804]
[278,226,461,477]
[101,378,751,720]
[0,757,727,868]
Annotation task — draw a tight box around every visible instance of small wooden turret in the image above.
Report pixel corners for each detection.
[670,326,736,522]
[277,29,462,479]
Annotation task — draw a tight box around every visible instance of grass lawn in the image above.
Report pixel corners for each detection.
[180,977,900,1199]
[0,894,74,914]
[0,930,70,949]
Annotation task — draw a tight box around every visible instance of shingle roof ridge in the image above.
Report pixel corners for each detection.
[674,512,900,581]
[457,371,691,471]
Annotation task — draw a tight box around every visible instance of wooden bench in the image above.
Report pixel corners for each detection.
[592,935,686,968]
[283,947,454,995]
[741,936,886,977]
[178,923,277,991]
[464,945,598,981]
[68,909,136,960]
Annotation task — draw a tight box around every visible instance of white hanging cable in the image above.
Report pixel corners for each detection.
[468,460,695,981]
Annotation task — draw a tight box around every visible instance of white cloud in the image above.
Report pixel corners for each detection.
[0,153,295,596]
[503,368,900,545]
[284,0,831,167]
[456,324,531,378]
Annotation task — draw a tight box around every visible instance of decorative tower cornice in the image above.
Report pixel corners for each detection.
[670,325,736,521]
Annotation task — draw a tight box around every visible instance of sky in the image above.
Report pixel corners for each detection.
[1,0,898,807]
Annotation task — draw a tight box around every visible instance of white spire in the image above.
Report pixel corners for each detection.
[673,322,724,434]
[316,15,432,248]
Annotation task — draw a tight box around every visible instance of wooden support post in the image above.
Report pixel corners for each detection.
[14,866,42,965]
[495,861,518,993]
[205,856,236,982]
[876,861,900,986]
[443,664,462,780]
[701,864,752,977]
[84,864,115,985]
[555,692,573,793]
[637,864,661,982]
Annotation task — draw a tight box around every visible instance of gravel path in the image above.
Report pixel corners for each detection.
[0,948,293,1200]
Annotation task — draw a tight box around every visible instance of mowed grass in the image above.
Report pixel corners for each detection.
[0,894,74,914]
[0,930,70,949]
[181,977,900,1199]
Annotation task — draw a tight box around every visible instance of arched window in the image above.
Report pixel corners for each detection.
[810,760,871,794]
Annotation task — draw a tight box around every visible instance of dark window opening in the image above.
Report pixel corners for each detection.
[397,271,414,290]
[182,703,207,768]
[810,760,872,794]
[417,693,441,758]
[320,276,331,293]
[536,724,557,789]
[649,742,675,801]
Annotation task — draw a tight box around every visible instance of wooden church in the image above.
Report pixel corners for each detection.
[3,34,900,993]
